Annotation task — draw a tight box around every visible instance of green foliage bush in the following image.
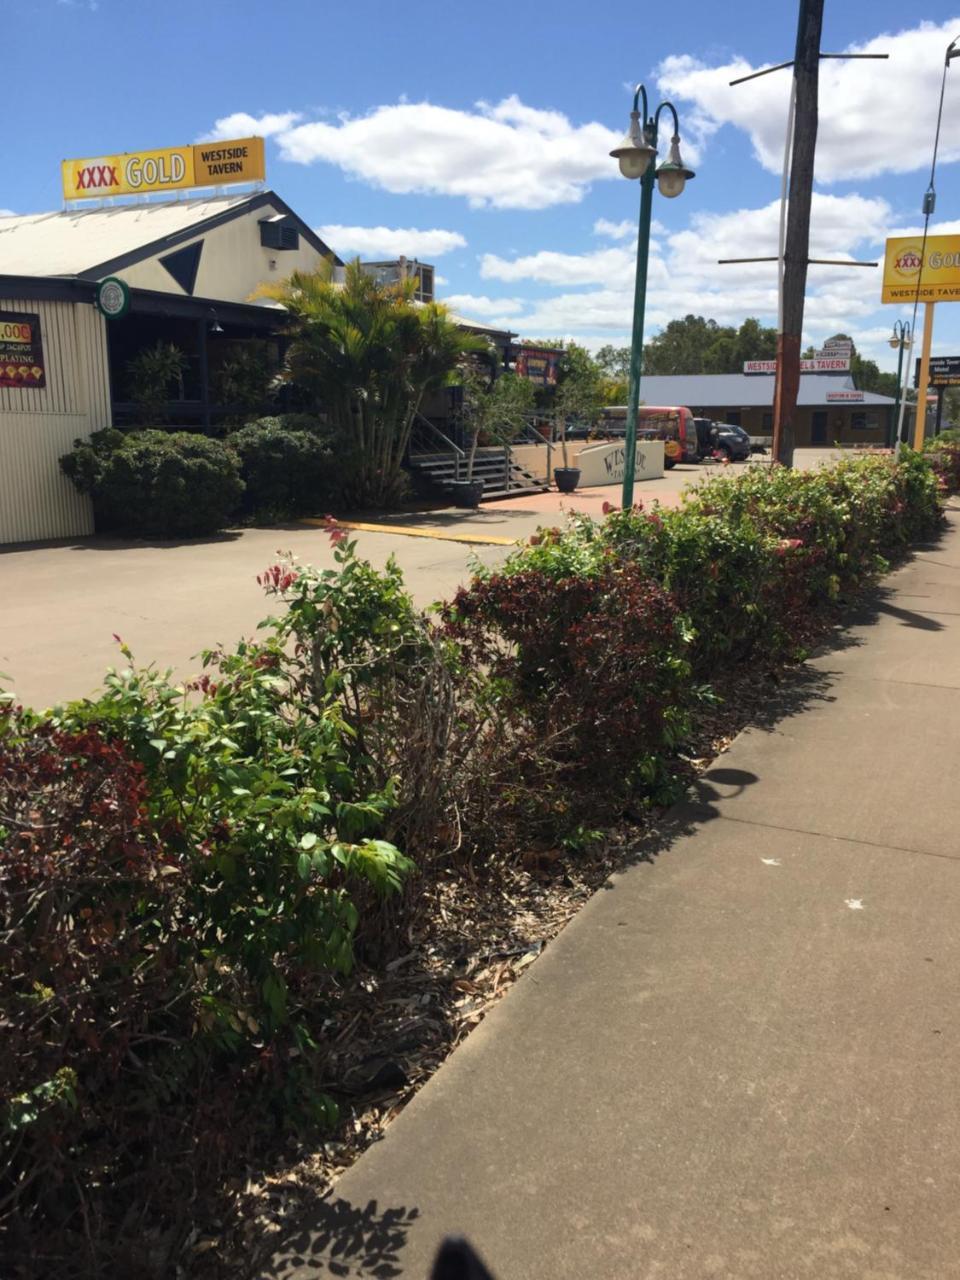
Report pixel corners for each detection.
[925,439,960,493]
[445,558,694,823]
[3,450,947,1269]
[1,610,411,1255]
[228,416,335,518]
[61,428,243,537]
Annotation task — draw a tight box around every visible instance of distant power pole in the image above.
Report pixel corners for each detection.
[772,0,824,469]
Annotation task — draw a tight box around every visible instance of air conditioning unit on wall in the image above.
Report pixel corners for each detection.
[259,217,300,251]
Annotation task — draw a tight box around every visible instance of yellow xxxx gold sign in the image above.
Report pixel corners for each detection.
[61,137,265,201]
[882,234,960,304]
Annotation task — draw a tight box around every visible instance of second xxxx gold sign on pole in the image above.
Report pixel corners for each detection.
[61,137,265,201]
[882,233,960,450]
[882,235,960,303]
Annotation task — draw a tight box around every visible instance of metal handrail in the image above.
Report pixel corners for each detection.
[515,414,558,454]
[410,411,466,459]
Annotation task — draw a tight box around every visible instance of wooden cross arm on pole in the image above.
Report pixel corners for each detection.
[717,257,877,266]
[729,52,888,86]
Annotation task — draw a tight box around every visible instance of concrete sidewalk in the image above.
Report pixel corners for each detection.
[264,506,960,1280]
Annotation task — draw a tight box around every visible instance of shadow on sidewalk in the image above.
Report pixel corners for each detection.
[874,599,946,631]
[260,1194,419,1278]
[605,661,840,879]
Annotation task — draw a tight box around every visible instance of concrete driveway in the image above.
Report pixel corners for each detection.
[0,449,834,711]
[0,523,513,710]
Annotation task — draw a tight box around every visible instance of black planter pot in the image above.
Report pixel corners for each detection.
[554,467,581,494]
[446,479,485,509]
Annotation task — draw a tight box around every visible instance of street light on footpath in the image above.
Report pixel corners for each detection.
[610,85,694,509]
[889,319,912,456]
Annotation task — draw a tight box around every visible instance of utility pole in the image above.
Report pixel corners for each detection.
[720,5,885,467]
[771,0,824,468]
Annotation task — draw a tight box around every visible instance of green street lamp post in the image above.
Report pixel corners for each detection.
[610,84,694,508]
[889,319,912,455]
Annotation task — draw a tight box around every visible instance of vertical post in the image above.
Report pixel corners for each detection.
[935,385,945,435]
[890,338,905,449]
[895,354,912,453]
[913,301,936,450]
[772,0,824,468]
[622,141,656,509]
[197,318,211,432]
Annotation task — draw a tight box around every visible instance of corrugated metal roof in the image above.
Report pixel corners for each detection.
[0,193,256,277]
[637,373,894,406]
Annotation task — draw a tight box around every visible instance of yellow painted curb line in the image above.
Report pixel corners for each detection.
[301,518,519,547]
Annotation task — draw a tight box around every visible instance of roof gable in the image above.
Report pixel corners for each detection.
[0,190,342,280]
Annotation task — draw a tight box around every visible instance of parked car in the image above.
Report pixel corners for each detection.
[714,423,753,461]
[692,418,752,462]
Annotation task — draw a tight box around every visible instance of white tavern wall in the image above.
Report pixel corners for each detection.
[0,298,106,543]
[109,205,329,303]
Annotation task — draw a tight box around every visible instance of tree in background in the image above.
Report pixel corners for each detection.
[527,342,603,417]
[595,345,631,379]
[518,321,897,410]
[641,315,777,375]
[593,345,630,404]
[256,261,483,507]
[458,361,536,482]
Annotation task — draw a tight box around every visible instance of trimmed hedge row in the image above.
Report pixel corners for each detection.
[60,416,336,537]
[439,450,943,828]
[1,451,948,1269]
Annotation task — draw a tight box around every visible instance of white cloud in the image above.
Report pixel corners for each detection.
[200,111,303,142]
[316,224,466,259]
[593,218,633,241]
[443,294,525,319]
[657,16,960,182]
[435,274,449,286]
[593,216,667,241]
[0,209,16,219]
[887,216,960,239]
[223,95,621,209]
[481,246,636,285]
[479,191,905,367]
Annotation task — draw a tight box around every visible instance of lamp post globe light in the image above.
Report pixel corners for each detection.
[610,84,694,508]
[889,319,912,455]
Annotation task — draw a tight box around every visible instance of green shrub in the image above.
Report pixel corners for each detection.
[598,504,786,668]
[445,554,694,827]
[925,439,960,494]
[125,340,188,425]
[1,608,412,1259]
[4,449,947,1269]
[228,416,335,517]
[61,428,243,537]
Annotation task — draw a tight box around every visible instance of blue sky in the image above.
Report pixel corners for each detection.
[8,0,960,370]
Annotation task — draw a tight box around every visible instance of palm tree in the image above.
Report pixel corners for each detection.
[255,261,484,507]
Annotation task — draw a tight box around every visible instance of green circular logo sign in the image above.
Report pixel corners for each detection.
[96,276,130,319]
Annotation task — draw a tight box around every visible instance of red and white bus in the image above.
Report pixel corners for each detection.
[597,405,697,468]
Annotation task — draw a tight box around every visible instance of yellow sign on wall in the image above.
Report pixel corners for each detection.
[882,234,960,303]
[61,137,265,202]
